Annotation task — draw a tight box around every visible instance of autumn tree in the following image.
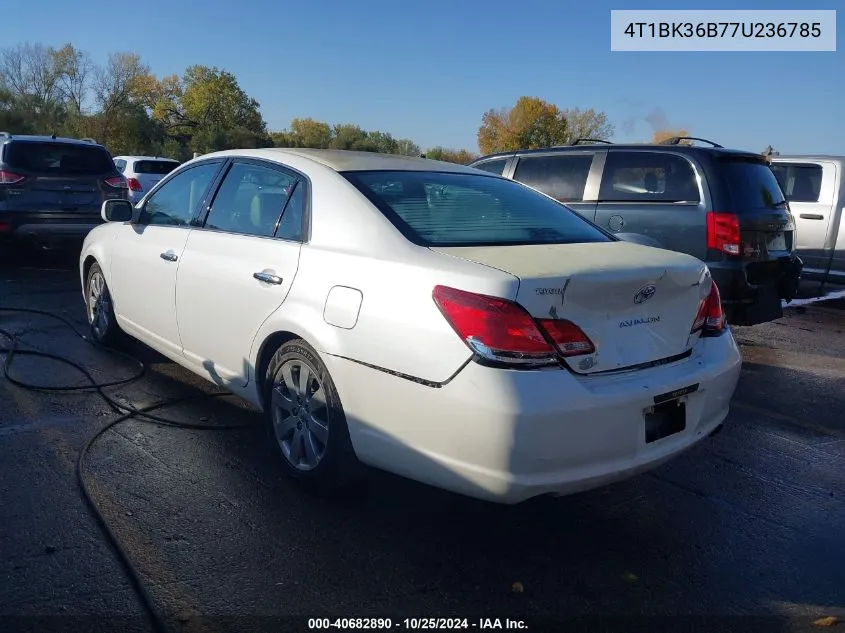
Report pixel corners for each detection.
[478,97,571,155]
[651,129,691,144]
[424,147,478,165]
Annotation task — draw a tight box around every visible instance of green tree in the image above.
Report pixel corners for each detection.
[561,107,614,143]
[152,65,269,154]
[478,96,569,154]
[287,117,333,148]
[424,147,478,165]
[330,124,377,151]
[395,138,421,156]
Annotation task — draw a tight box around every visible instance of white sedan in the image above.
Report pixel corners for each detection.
[79,148,742,504]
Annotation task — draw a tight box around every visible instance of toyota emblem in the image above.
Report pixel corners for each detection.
[633,284,657,304]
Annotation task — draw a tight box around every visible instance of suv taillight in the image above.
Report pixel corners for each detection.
[706,212,741,256]
[126,177,143,192]
[0,170,26,185]
[104,176,128,189]
[691,282,726,337]
[432,285,594,367]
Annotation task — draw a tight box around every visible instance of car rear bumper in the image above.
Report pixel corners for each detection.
[709,254,803,325]
[325,333,742,504]
[0,210,103,244]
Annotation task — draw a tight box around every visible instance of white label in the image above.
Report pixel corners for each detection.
[611,10,836,51]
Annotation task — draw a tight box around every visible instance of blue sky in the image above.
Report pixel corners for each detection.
[6,0,843,154]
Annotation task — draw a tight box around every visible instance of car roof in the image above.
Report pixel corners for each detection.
[114,155,180,162]
[771,154,845,162]
[0,134,105,148]
[200,148,483,174]
[474,144,763,162]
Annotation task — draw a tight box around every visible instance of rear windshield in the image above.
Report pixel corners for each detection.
[721,158,787,210]
[3,141,115,176]
[134,160,179,175]
[342,170,612,247]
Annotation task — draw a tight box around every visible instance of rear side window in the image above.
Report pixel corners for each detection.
[770,163,823,203]
[473,159,508,175]
[512,154,594,202]
[599,151,701,203]
[114,159,127,172]
[134,160,180,175]
[3,142,115,175]
[342,170,611,247]
[721,158,787,210]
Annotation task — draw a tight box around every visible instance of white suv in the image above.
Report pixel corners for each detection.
[112,155,180,203]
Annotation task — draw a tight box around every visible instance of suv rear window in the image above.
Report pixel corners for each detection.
[3,142,115,175]
[721,158,787,210]
[134,160,179,175]
[342,170,611,247]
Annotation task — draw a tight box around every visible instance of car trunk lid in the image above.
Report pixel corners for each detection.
[431,241,711,374]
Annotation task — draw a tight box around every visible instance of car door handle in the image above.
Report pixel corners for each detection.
[160,251,178,262]
[799,213,825,220]
[253,272,283,285]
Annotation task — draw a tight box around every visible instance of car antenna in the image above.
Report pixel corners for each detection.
[50,132,57,140]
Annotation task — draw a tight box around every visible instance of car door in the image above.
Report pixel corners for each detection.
[508,152,600,221]
[593,150,707,259]
[771,160,837,272]
[175,159,305,387]
[109,159,225,355]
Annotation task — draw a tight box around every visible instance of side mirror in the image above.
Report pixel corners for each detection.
[101,199,133,223]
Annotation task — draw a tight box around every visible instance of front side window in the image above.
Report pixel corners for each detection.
[342,170,611,247]
[204,162,297,238]
[513,154,594,202]
[599,151,701,203]
[770,163,823,203]
[140,162,221,226]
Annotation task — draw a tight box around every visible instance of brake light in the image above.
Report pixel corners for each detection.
[706,212,741,256]
[432,285,594,366]
[0,170,25,185]
[126,177,143,192]
[104,176,128,189]
[691,281,726,337]
[536,319,595,357]
[0,222,10,233]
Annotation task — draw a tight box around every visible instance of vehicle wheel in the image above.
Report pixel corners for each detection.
[85,262,122,346]
[264,339,362,490]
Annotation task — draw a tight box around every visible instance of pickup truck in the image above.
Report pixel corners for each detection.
[771,156,844,284]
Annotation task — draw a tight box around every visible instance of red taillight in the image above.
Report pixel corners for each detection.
[432,285,594,366]
[691,281,726,336]
[706,212,741,256]
[104,176,128,189]
[0,170,26,185]
[0,222,10,233]
[126,177,143,192]
[536,319,595,357]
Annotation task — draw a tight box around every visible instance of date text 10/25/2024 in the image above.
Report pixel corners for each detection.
[308,618,528,630]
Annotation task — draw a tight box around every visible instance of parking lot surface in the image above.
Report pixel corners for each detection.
[1,248,844,632]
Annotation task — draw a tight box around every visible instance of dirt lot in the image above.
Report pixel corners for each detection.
[1,248,844,633]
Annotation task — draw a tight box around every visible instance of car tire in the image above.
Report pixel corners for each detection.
[84,262,122,346]
[264,338,362,491]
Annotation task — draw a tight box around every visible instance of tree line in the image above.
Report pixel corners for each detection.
[2,42,699,165]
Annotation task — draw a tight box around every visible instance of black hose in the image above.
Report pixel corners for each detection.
[0,305,255,633]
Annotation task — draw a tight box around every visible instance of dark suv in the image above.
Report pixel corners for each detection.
[0,133,128,257]
[470,138,803,326]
